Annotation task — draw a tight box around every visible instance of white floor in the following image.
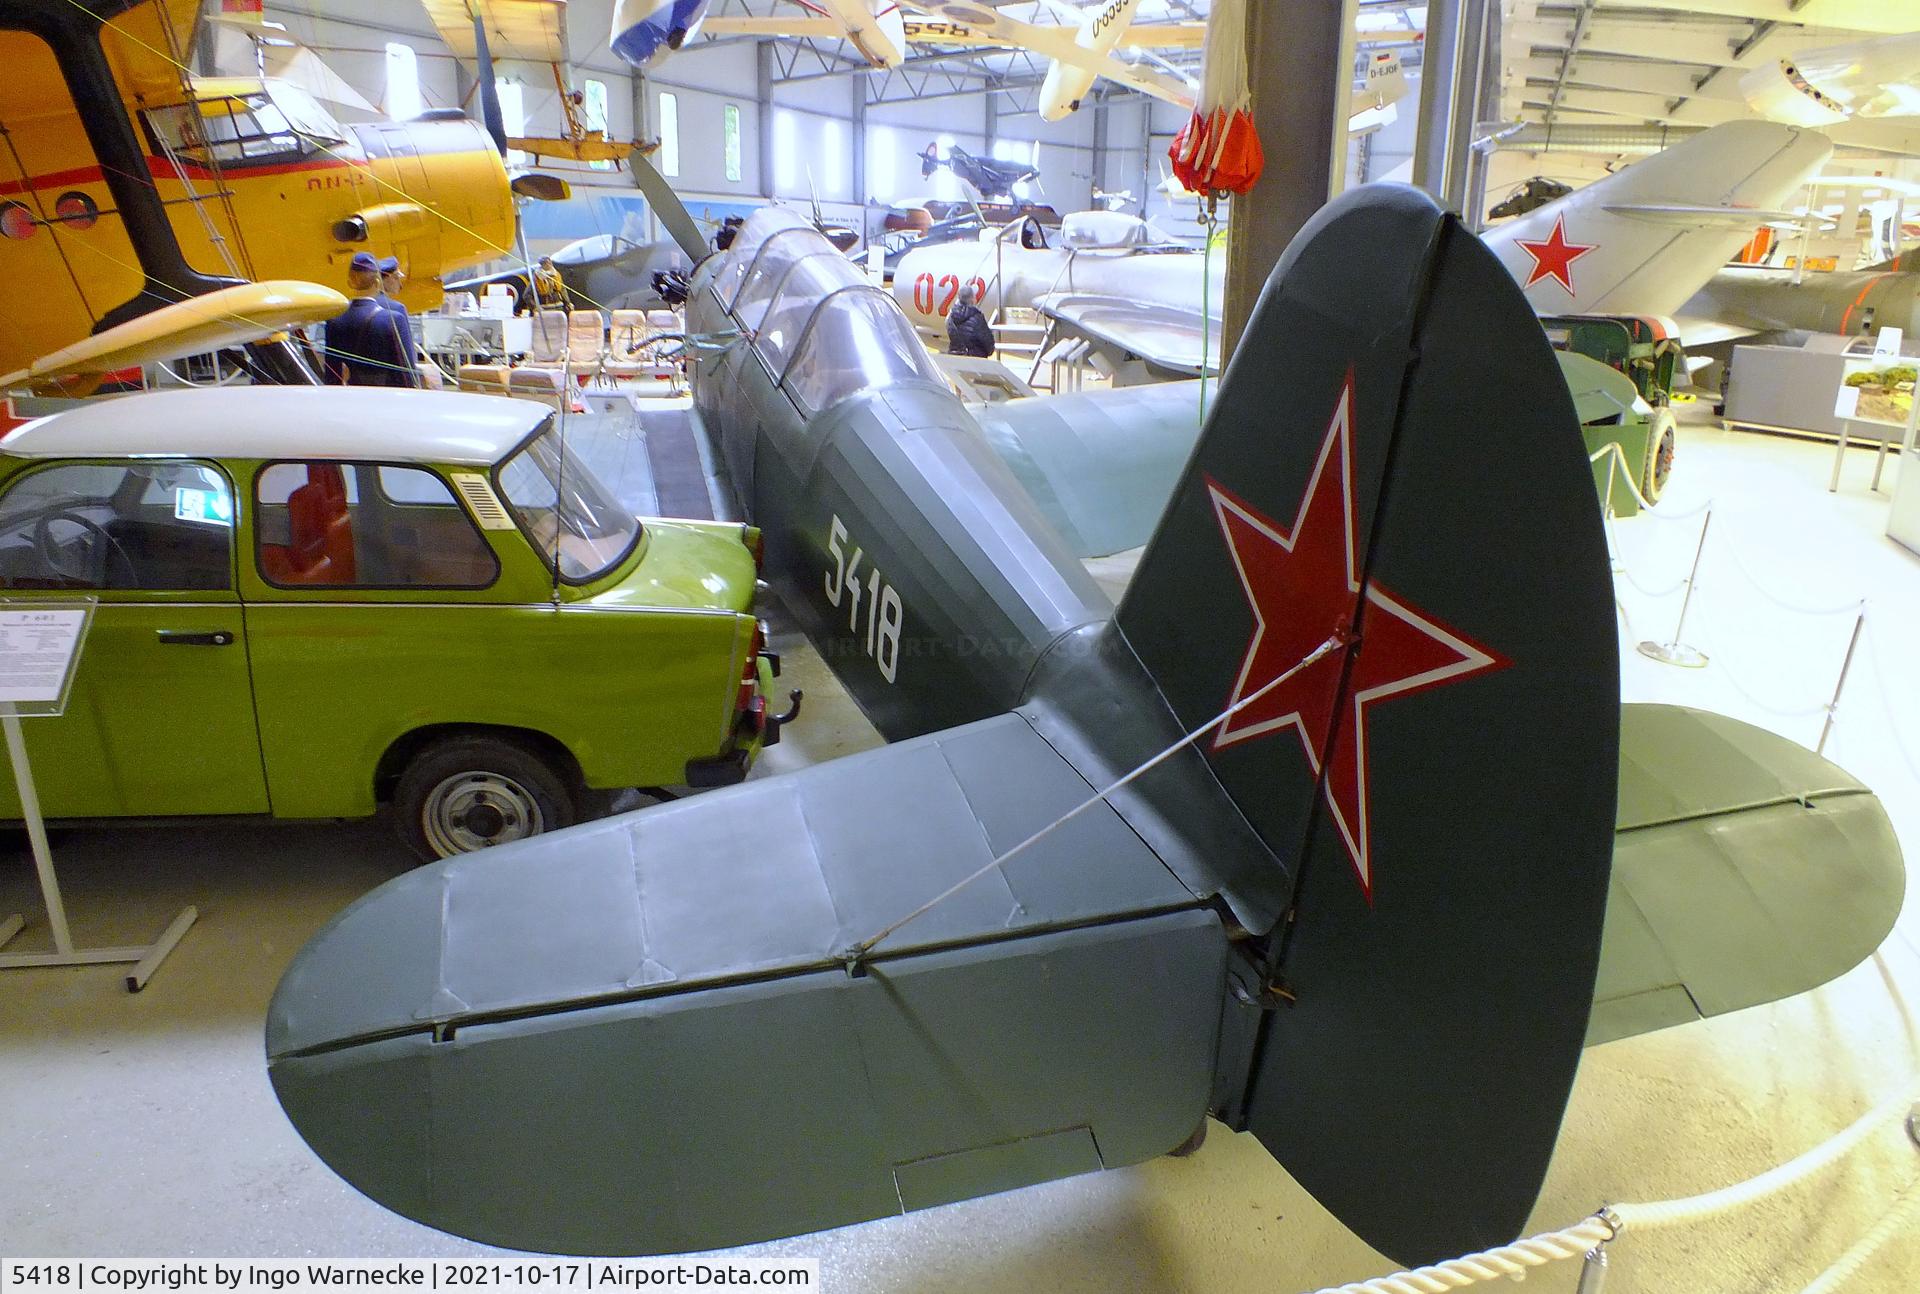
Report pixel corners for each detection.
[4,408,1919,1292]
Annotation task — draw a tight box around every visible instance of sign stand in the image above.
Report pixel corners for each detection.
[0,600,197,992]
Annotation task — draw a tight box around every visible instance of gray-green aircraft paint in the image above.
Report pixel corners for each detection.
[266,186,1903,1269]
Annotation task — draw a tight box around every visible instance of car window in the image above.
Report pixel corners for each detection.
[495,423,640,583]
[255,462,498,590]
[0,461,234,591]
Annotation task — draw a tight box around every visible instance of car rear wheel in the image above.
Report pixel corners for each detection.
[394,736,578,860]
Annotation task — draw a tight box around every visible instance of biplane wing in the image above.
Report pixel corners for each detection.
[421,0,568,63]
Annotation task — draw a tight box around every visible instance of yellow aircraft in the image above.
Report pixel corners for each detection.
[421,0,656,169]
[0,0,517,379]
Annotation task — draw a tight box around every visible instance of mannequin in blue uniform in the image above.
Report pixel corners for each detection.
[322,252,414,387]
[376,256,421,388]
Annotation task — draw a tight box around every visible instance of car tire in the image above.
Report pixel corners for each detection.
[1641,407,1677,506]
[393,735,578,861]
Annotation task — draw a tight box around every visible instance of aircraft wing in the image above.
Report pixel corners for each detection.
[1593,705,1904,1044]
[972,381,1207,559]
[1034,291,1220,376]
[422,0,568,63]
[904,4,1195,108]
[698,14,843,38]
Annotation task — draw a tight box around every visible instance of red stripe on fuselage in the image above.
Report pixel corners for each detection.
[1840,274,1893,334]
[0,154,359,198]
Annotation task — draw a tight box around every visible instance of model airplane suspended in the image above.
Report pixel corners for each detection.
[267,178,1903,1271]
[892,119,1833,384]
[919,141,1041,201]
[0,0,519,382]
[421,0,657,167]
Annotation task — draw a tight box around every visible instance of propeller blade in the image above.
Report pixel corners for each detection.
[631,152,709,262]
[471,7,509,156]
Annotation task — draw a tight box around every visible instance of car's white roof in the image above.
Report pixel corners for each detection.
[1,387,550,466]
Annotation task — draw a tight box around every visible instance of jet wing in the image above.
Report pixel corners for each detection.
[268,712,1224,1255]
[422,0,568,63]
[1590,704,1905,1045]
[1034,291,1220,376]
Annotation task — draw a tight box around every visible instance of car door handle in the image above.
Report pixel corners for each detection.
[157,630,235,647]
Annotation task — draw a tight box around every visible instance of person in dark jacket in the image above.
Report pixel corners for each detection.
[945,283,995,358]
[322,252,415,387]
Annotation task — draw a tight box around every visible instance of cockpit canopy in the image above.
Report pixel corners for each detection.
[718,209,944,416]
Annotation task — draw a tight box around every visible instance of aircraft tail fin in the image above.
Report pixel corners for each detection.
[1364,49,1406,107]
[1113,184,1620,1263]
[1486,120,1832,317]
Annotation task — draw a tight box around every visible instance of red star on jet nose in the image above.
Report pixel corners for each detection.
[1515,215,1596,295]
[1207,376,1509,901]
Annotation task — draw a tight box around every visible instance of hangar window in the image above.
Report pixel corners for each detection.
[583,79,611,171]
[497,77,526,166]
[725,104,742,183]
[385,42,421,120]
[657,92,680,177]
[781,288,944,416]
[774,110,798,195]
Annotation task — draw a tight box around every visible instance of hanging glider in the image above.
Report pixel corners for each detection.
[267,181,1902,1269]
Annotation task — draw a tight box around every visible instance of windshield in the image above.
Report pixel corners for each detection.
[496,420,640,583]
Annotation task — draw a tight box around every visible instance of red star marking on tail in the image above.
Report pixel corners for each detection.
[1515,215,1597,295]
[1207,376,1509,901]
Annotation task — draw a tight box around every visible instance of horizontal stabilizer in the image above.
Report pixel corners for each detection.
[1602,202,1804,226]
[1592,705,1904,1045]
[269,713,1223,1254]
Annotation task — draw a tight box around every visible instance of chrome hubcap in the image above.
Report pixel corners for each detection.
[422,771,544,856]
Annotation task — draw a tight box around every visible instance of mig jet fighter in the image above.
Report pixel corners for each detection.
[266,185,1902,1270]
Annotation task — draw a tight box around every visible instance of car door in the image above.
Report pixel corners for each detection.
[0,459,270,818]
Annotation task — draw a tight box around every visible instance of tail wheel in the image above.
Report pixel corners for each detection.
[393,735,579,860]
[1642,407,1677,506]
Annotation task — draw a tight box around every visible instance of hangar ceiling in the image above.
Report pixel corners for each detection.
[1503,0,1920,158]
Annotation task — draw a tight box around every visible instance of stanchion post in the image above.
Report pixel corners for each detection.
[1637,507,1712,668]
[1817,607,1866,756]
[2,709,74,957]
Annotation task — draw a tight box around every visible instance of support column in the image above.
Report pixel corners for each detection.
[852,74,867,209]
[1090,94,1109,201]
[1411,0,1493,218]
[984,91,998,157]
[757,41,775,198]
[1222,0,1356,356]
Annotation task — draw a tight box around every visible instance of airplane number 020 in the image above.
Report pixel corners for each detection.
[912,273,988,319]
[823,515,904,684]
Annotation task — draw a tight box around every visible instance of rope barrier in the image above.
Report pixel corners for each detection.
[1683,627,1838,721]
[1707,528,1868,617]
[1857,626,1920,787]
[1797,1176,1920,1294]
[1304,1078,1920,1294]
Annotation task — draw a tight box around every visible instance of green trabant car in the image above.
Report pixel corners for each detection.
[0,387,785,857]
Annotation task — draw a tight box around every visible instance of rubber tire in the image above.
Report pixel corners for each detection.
[392,735,578,861]
[1641,407,1677,506]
